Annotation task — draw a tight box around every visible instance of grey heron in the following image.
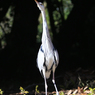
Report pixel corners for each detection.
[35,0,59,95]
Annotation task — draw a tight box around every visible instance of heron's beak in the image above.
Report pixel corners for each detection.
[35,0,38,4]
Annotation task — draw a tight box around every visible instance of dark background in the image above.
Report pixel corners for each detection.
[0,0,95,93]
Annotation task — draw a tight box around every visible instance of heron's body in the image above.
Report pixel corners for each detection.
[35,0,59,95]
[37,44,58,78]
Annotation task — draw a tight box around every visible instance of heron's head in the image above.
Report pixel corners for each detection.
[35,0,45,12]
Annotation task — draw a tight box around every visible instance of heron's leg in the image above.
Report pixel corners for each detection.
[43,68,48,95]
[52,72,59,95]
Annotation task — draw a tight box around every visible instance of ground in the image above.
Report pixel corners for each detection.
[0,67,95,95]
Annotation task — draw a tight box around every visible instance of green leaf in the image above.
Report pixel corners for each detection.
[20,86,24,90]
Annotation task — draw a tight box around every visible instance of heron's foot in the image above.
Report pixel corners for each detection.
[56,91,59,95]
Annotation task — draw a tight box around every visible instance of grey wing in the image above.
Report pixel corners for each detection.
[54,49,59,66]
[37,46,45,73]
[37,46,51,79]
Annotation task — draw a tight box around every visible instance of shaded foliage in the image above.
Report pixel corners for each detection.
[59,0,95,70]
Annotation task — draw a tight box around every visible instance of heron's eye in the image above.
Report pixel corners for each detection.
[39,2,42,5]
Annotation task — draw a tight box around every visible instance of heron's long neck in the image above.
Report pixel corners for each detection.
[41,11,50,42]
[41,10,53,51]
